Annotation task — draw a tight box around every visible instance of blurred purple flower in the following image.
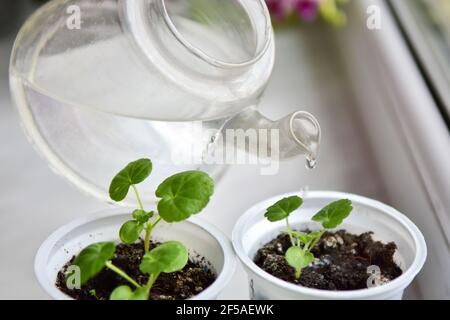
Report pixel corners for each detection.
[266,0,349,26]
[266,0,291,21]
[294,0,319,22]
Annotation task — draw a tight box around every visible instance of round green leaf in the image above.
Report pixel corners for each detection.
[119,220,144,244]
[312,199,353,229]
[140,241,188,275]
[285,246,314,271]
[109,159,152,202]
[110,286,148,300]
[264,196,303,222]
[155,171,214,222]
[132,209,153,224]
[72,242,116,285]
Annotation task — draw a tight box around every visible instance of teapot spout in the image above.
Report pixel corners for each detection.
[222,107,321,163]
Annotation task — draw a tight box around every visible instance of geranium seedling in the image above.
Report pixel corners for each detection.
[67,158,215,300]
[109,159,214,253]
[72,242,141,289]
[110,241,188,300]
[264,196,353,279]
[72,241,188,300]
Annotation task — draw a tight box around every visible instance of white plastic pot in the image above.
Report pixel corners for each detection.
[232,191,427,300]
[35,209,236,300]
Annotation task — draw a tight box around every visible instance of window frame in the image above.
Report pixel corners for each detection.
[389,0,450,128]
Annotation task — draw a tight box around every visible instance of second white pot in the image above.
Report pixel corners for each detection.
[35,209,236,300]
[232,191,427,300]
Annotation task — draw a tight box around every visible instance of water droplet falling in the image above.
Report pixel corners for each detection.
[306,155,317,170]
[299,185,310,198]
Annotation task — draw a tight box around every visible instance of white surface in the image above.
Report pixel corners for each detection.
[35,210,236,300]
[233,191,427,300]
[340,0,450,299]
[0,28,392,299]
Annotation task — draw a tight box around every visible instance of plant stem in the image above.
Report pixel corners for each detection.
[146,273,159,295]
[308,230,325,251]
[105,261,141,288]
[144,216,163,253]
[144,224,151,253]
[131,185,144,210]
[140,273,159,300]
[285,218,296,247]
[295,268,302,280]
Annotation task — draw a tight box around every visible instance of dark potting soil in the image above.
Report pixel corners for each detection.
[254,230,403,291]
[56,240,216,300]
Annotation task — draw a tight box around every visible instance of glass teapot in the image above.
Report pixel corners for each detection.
[10,0,320,205]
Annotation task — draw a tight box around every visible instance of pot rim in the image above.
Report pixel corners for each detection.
[35,208,236,300]
[232,191,427,299]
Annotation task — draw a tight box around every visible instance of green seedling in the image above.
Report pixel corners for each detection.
[109,159,214,253]
[72,241,188,300]
[265,196,353,279]
[110,241,188,300]
[89,289,99,300]
[68,158,215,300]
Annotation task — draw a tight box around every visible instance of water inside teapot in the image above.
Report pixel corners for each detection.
[12,0,271,121]
[10,0,319,204]
[11,70,228,204]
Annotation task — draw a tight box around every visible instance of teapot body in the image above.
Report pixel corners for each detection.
[10,0,320,205]
[12,0,274,121]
